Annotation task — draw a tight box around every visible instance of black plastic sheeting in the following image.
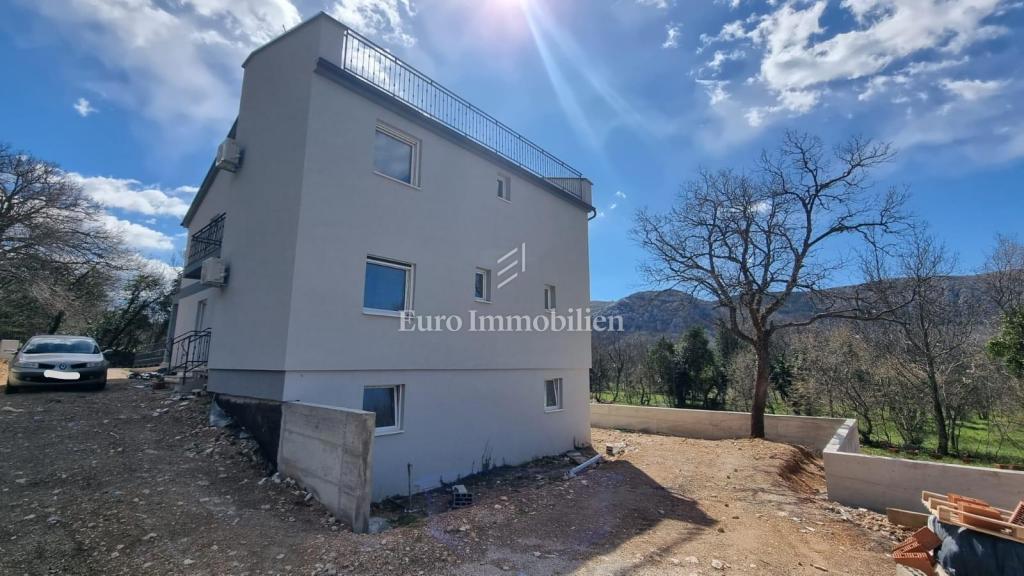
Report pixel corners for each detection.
[930,516,1024,575]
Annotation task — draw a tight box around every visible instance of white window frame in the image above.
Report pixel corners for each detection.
[363,256,414,317]
[194,299,207,331]
[544,284,557,310]
[374,123,420,188]
[363,384,404,435]
[497,173,511,202]
[544,378,563,412]
[474,267,491,303]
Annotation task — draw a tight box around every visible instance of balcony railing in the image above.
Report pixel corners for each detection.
[187,213,225,267]
[340,29,587,200]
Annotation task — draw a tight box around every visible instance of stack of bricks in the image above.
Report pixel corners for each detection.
[892,526,941,576]
[1010,501,1024,528]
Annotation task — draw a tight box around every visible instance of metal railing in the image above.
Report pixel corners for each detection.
[169,329,211,389]
[340,29,587,200]
[187,213,225,266]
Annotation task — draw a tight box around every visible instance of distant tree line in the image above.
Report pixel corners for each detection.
[592,233,1024,462]
[0,143,176,358]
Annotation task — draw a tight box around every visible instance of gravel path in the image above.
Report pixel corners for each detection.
[1,381,901,575]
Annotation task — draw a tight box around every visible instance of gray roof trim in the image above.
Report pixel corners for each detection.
[314,58,595,214]
[181,120,237,228]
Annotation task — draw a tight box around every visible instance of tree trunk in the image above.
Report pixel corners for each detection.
[927,369,949,456]
[751,341,771,438]
[47,310,65,335]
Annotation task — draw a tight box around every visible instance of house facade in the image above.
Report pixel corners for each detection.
[172,13,594,500]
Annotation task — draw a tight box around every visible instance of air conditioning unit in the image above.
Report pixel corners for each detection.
[200,257,228,287]
[215,138,243,172]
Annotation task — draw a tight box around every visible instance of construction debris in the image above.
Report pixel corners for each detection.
[605,442,626,456]
[565,454,602,478]
[450,484,472,509]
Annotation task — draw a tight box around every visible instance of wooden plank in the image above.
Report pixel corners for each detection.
[888,508,930,530]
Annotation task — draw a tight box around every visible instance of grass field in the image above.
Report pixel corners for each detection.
[861,417,1024,469]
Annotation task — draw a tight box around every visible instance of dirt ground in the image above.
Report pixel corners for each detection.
[1,381,904,575]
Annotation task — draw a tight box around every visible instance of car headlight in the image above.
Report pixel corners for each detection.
[13,361,39,369]
[85,361,106,368]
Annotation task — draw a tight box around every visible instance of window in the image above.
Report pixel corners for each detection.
[497,174,511,201]
[195,299,207,331]
[363,385,403,434]
[544,284,557,310]
[374,124,419,185]
[544,378,563,411]
[363,257,413,315]
[474,268,491,302]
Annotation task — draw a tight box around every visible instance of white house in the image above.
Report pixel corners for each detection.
[171,13,594,500]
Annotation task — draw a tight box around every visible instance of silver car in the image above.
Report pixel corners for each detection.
[5,335,109,393]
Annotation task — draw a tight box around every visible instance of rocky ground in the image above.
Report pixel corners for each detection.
[1,380,904,575]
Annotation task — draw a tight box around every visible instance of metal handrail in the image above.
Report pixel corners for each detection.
[169,329,211,387]
[187,213,225,266]
[340,29,587,200]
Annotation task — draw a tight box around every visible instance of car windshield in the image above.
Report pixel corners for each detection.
[22,339,100,355]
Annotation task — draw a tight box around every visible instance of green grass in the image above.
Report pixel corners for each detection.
[861,417,1024,469]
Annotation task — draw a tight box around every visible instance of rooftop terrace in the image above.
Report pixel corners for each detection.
[339,28,588,201]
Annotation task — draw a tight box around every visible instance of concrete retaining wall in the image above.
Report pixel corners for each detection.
[592,403,1024,513]
[277,401,374,533]
[215,394,283,466]
[590,403,847,454]
[823,417,1024,513]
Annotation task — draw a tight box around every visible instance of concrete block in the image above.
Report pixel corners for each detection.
[277,401,374,533]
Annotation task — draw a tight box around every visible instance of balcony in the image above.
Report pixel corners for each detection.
[183,213,225,279]
[339,29,590,202]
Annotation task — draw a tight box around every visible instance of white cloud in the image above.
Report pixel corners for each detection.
[73,97,97,117]
[329,0,416,47]
[69,173,192,218]
[697,79,731,105]
[941,78,1009,101]
[635,0,673,8]
[23,0,302,139]
[99,215,175,251]
[662,23,682,49]
[615,190,627,199]
[174,185,200,196]
[609,203,619,211]
[138,257,182,283]
[701,0,1009,126]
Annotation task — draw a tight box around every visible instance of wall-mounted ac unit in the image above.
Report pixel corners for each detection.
[215,138,243,172]
[200,257,228,287]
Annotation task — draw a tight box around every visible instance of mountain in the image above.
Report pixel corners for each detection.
[591,274,995,336]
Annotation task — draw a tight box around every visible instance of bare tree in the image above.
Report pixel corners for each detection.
[0,143,124,325]
[633,131,908,437]
[866,231,978,456]
[982,234,1024,316]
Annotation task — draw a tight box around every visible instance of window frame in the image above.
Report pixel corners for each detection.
[474,267,492,303]
[373,123,420,188]
[363,256,414,317]
[544,284,557,310]
[544,378,563,412]
[496,173,511,202]
[363,384,404,435]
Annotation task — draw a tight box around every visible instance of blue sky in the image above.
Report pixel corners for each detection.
[1,0,1022,300]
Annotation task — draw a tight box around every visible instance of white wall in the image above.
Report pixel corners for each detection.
[590,403,846,453]
[284,368,591,500]
[823,418,1024,513]
[282,59,591,373]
